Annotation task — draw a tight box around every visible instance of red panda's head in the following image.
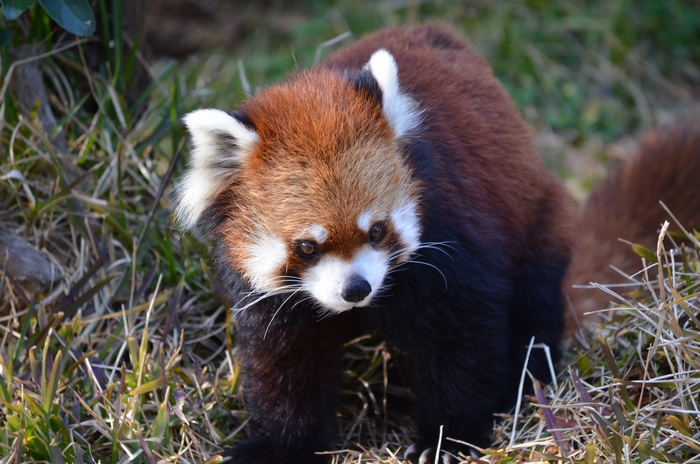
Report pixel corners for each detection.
[174,50,424,313]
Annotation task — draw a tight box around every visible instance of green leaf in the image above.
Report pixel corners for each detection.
[150,389,170,451]
[43,350,62,415]
[2,0,36,21]
[36,0,95,36]
[128,376,168,396]
[632,243,658,264]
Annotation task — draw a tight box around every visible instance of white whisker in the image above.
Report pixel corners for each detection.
[264,285,307,339]
[416,240,456,259]
[408,260,448,291]
[232,283,304,313]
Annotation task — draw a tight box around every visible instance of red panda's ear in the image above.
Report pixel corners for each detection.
[350,68,383,106]
[174,109,259,230]
[364,49,422,138]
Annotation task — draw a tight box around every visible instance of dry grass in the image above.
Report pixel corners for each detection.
[487,226,700,463]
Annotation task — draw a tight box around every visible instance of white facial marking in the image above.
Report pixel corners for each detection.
[391,200,421,257]
[364,50,422,138]
[303,246,389,313]
[307,224,328,244]
[357,209,373,232]
[244,235,288,290]
[174,109,259,230]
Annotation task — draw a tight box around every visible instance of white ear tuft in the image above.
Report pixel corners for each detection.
[174,109,259,230]
[365,49,421,138]
[183,109,258,153]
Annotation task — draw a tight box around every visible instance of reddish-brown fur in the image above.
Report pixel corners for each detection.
[216,70,419,273]
[322,25,574,265]
[564,119,700,336]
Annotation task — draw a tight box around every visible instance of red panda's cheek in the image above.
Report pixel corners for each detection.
[301,246,390,313]
[241,235,288,291]
[390,200,421,260]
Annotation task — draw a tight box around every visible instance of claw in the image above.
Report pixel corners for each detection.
[404,443,420,460]
[404,444,454,464]
[419,448,434,464]
[221,447,235,463]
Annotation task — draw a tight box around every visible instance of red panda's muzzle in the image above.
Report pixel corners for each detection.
[303,245,389,313]
[341,276,372,303]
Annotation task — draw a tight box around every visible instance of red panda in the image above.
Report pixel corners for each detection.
[173,23,698,464]
[175,23,572,464]
[564,120,700,339]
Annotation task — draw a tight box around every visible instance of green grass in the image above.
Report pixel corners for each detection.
[186,0,699,141]
[1,0,699,462]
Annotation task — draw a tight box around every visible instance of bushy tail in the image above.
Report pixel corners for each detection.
[564,118,700,338]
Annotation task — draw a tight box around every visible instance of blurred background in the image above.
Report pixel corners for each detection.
[145,0,700,196]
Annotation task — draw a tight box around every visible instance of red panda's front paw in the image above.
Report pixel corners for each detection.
[403,443,456,464]
[222,439,329,464]
[221,442,278,464]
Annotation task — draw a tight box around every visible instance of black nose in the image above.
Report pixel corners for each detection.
[341,277,372,303]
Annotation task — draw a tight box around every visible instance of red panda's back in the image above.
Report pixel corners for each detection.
[325,23,572,264]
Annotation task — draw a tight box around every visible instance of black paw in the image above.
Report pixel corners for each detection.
[403,443,458,464]
[222,444,266,464]
[222,440,329,464]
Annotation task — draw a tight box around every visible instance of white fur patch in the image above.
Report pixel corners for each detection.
[174,109,259,230]
[391,200,421,257]
[244,235,288,290]
[357,209,374,232]
[303,246,389,313]
[307,224,328,244]
[365,50,421,138]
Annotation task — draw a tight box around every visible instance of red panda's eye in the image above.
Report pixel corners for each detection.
[298,241,318,256]
[369,222,385,241]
